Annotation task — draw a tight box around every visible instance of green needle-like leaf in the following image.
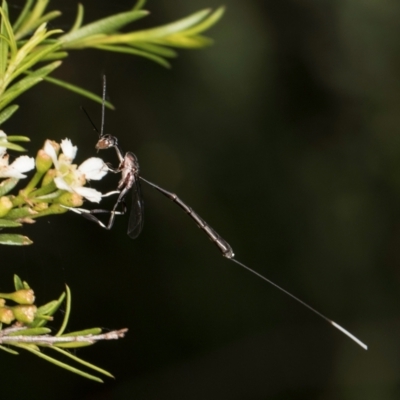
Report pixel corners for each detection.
[69,3,84,33]
[0,60,62,111]
[13,274,24,291]
[14,0,51,40]
[9,36,62,83]
[42,75,115,109]
[15,345,104,383]
[51,346,114,378]
[129,42,178,58]
[31,291,65,328]
[132,0,147,12]
[0,345,19,355]
[35,300,58,318]
[55,285,71,336]
[180,6,225,36]
[12,0,33,32]
[35,10,62,27]
[60,10,149,46]
[0,234,32,245]
[3,206,35,219]
[0,8,8,77]
[35,300,59,316]
[14,343,40,351]
[40,51,68,61]
[0,141,26,151]
[159,34,213,48]
[21,279,30,290]
[113,9,212,43]
[0,33,11,45]
[0,76,42,111]
[60,328,102,337]
[54,342,92,348]
[94,44,171,68]
[0,104,19,124]
[0,219,22,228]
[0,177,18,196]
[6,135,30,142]
[29,0,50,24]
[0,4,17,59]
[8,327,51,336]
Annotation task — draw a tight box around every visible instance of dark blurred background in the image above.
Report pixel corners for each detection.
[1,0,398,399]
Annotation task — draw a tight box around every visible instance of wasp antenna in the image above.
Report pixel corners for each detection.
[80,106,99,135]
[100,75,107,137]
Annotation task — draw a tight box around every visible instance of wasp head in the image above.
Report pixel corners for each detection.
[96,134,118,150]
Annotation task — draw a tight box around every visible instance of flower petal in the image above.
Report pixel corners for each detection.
[0,167,24,178]
[0,130,8,156]
[54,177,73,192]
[0,154,9,167]
[0,155,34,179]
[74,186,103,203]
[60,139,77,161]
[44,140,58,169]
[78,157,108,180]
[11,156,35,173]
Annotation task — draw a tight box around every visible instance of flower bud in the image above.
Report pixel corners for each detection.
[11,305,37,324]
[0,307,15,324]
[41,169,56,187]
[48,203,69,215]
[55,192,83,207]
[36,149,53,173]
[33,202,48,212]
[0,196,12,217]
[8,289,35,305]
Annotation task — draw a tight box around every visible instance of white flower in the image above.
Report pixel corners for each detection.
[78,157,108,180]
[0,130,7,156]
[44,138,108,203]
[0,131,34,179]
[43,140,60,169]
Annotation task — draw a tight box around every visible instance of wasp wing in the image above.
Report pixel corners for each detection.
[127,175,144,239]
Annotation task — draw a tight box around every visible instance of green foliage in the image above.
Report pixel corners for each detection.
[0,0,225,120]
[0,275,127,382]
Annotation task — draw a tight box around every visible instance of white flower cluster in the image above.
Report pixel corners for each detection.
[0,131,109,203]
[44,138,108,203]
[0,131,35,179]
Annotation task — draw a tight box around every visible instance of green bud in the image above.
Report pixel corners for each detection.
[55,192,83,207]
[35,149,53,173]
[41,169,56,187]
[5,289,35,305]
[33,202,48,212]
[48,203,69,215]
[0,307,15,324]
[0,196,12,217]
[11,305,37,324]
